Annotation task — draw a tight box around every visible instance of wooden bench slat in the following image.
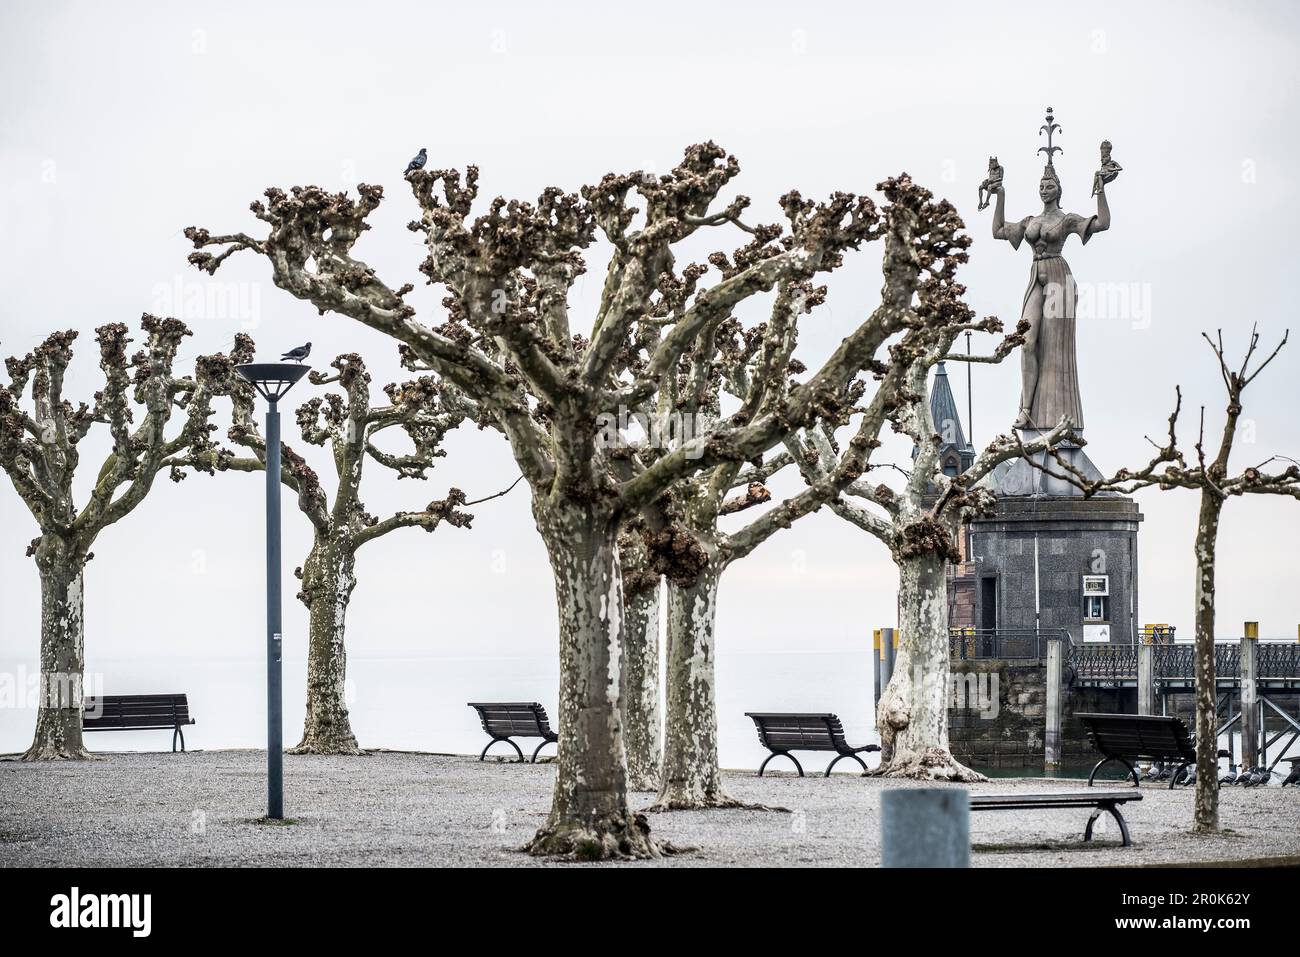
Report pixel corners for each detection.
[970,790,1143,846]
[468,702,558,764]
[80,694,194,752]
[745,711,878,777]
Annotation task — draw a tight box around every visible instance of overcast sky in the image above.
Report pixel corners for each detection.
[2,1,1298,750]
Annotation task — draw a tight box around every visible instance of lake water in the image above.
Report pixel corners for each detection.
[0,650,881,769]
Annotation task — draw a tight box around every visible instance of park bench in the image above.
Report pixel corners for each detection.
[970,790,1143,847]
[83,694,195,752]
[1077,712,1217,789]
[467,702,558,763]
[745,712,880,777]
[1281,757,1300,787]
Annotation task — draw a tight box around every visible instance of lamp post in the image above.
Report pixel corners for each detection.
[235,361,310,819]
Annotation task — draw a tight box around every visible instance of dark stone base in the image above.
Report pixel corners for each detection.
[966,495,1143,644]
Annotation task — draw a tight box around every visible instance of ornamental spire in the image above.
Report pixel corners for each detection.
[1037,106,1063,167]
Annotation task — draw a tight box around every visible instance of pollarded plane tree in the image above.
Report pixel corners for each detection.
[792,282,1073,781]
[1030,326,1298,833]
[0,317,235,760]
[205,335,489,755]
[638,277,942,811]
[184,143,963,859]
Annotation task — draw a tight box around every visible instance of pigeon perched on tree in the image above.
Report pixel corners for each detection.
[405,148,427,176]
[281,342,311,363]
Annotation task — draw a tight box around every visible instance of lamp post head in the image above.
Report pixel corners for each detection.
[235,362,311,403]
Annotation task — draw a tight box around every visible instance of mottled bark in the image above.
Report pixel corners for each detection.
[24,540,89,761]
[876,549,984,782]
[650,561,737,809]
[526,503,663,859]
[1191,494,1222,832]
[620,579,662,792]
[290,537,361,755]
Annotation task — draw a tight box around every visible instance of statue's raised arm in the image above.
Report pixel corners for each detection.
[990,174,1018,243]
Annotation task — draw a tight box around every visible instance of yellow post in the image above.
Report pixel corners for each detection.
[1244,621,1259,640]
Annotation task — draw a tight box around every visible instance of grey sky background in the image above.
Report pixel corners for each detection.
[2,1,1298,752]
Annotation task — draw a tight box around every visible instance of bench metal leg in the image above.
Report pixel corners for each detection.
[1084,802,1134,847]
[824,753,868,777]
[1088,755,1140,788]
[480,737,525,762]
[757,752,803,777]
[173,727,186,753]
[1169,762,1191,789]
[530,740,554,763]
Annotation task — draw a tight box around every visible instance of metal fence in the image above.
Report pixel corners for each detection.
[948,628,1072,660]
[1068,640,1300,682]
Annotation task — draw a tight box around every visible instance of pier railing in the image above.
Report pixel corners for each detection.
[1068,639,1300,682]
[948,628,1072,660]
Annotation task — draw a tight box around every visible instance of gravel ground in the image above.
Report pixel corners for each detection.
[1,749,1298,867]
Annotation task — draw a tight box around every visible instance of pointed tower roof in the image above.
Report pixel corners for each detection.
[930,361,971,452]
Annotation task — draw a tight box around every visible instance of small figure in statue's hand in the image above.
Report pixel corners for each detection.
[1092,139,1121,196]
[978,156,1004,210]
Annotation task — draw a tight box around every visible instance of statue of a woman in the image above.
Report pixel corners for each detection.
[991,163,1110,432]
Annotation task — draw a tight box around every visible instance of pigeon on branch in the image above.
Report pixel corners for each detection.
[405,148,427,176]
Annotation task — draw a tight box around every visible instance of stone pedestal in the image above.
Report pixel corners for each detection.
[961,438,1142,645]
[966,495,1142,644]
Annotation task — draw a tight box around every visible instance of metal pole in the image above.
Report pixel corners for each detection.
[872,629,882,714]
[965,330,973,448]
[266,401,283,819]
[882,627,896,691]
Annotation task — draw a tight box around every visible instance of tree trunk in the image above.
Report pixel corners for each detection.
[526,503,663,859]
[876,549,984,782]
[1192,490,1223,832]
[24,543,90,761]
[291,538,362,755]
[620,580,662,792]
[649,561,748,810]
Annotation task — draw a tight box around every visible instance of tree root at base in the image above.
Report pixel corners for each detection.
[644,793,790,813]
[524,811,680,861]
[871,748,988,783]
[287,736,366,756]
[22,743,93,761]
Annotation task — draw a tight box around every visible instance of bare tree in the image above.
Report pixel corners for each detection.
[0,317,232,760]
[184,144,963,858]
[199,336,496,754]
[1032,326,1298,831]
[638,281,935,810]
[794,285,1075,779]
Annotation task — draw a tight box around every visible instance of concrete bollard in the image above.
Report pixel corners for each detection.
[881,788,970,867]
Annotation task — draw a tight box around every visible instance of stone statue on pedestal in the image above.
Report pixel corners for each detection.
[987,107,1119,435]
